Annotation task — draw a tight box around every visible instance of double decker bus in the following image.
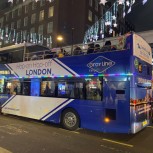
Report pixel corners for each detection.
[0,33,152,133]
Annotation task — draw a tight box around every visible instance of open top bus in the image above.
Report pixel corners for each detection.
[0,33,152,133]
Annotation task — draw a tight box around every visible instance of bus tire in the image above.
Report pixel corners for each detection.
[61,109,79,131]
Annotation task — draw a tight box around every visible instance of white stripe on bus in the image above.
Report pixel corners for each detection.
[41,99,74,121]
[4,64,18,77]
[2,95,16,107]
[54,58,79,76]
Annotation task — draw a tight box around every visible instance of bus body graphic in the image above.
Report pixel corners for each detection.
[87,56,115,73]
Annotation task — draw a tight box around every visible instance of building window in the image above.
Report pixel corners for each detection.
[95,15,98,22]
[11,22,15,29]
[5,13,9,22]
[88,10,92,22]
[39,10,44,21]
[32,2,36,10]
[48,6,54,18]
[12,11,15,19]
[24,17,28,26]
[17,19,21,29]
[95,0,98,11]
[40,0,45,6]
[23,30,27,41]
[31,13,36,24]
[38,25,43,35]
[47,22,53,33]
[0,17,4,28]
[25,5,28,14]
[18,7,22,16]
[30,27,35,34]
[89,0,92,6]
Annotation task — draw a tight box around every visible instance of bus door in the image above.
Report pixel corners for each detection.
[103,81,130,131]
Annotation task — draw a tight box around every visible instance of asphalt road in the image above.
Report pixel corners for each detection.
[0,115,153,153]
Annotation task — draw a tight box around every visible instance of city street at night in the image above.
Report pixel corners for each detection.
[0,0,153,153]
[0,115,153,153]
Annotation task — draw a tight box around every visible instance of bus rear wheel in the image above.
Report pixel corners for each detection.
[61,109,79,131]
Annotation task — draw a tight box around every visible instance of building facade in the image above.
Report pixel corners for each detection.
[0,0,103,48]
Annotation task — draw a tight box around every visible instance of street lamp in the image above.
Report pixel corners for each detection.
[57,35,63,42]
[57,35,63,47]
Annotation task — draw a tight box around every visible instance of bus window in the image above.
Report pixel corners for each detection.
[6,79,21,95]
[0,79,5,94]
[75,82,84,99]
[31,79,40,96]
[41,81,55,97]
[57,81,75,98]
[85,77,101,101]
[22,81,30,96]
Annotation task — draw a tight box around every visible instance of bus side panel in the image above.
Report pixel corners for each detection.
[1,95,105,132]
[103,80,130,133]
[44,100,104,132]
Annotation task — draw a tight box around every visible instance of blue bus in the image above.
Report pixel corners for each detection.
[0,33,152,133]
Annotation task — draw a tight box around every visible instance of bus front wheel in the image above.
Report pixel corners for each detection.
[61,109,79,131]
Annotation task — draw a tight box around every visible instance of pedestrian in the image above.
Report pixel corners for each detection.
[73,46,82,55]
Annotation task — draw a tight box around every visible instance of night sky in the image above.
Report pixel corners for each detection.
[126,0,153,32]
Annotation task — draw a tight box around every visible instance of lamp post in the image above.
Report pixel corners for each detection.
[71,28,74,55]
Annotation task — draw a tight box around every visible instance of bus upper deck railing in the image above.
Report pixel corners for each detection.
[24,44,129,61]
[24,50,56,61]
[23,33,131,61]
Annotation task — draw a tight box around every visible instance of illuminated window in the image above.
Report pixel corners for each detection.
[88,10,92,22]
[48,6,54,18]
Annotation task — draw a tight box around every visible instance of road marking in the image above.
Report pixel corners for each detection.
[147,126,153,129]
[59,128,80,134]
[70,131,80,134]
[102,138,133,148]
[100,145,131,153]
[0,147,12,153]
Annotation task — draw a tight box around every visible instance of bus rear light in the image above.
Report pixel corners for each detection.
[104,117,110,123]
